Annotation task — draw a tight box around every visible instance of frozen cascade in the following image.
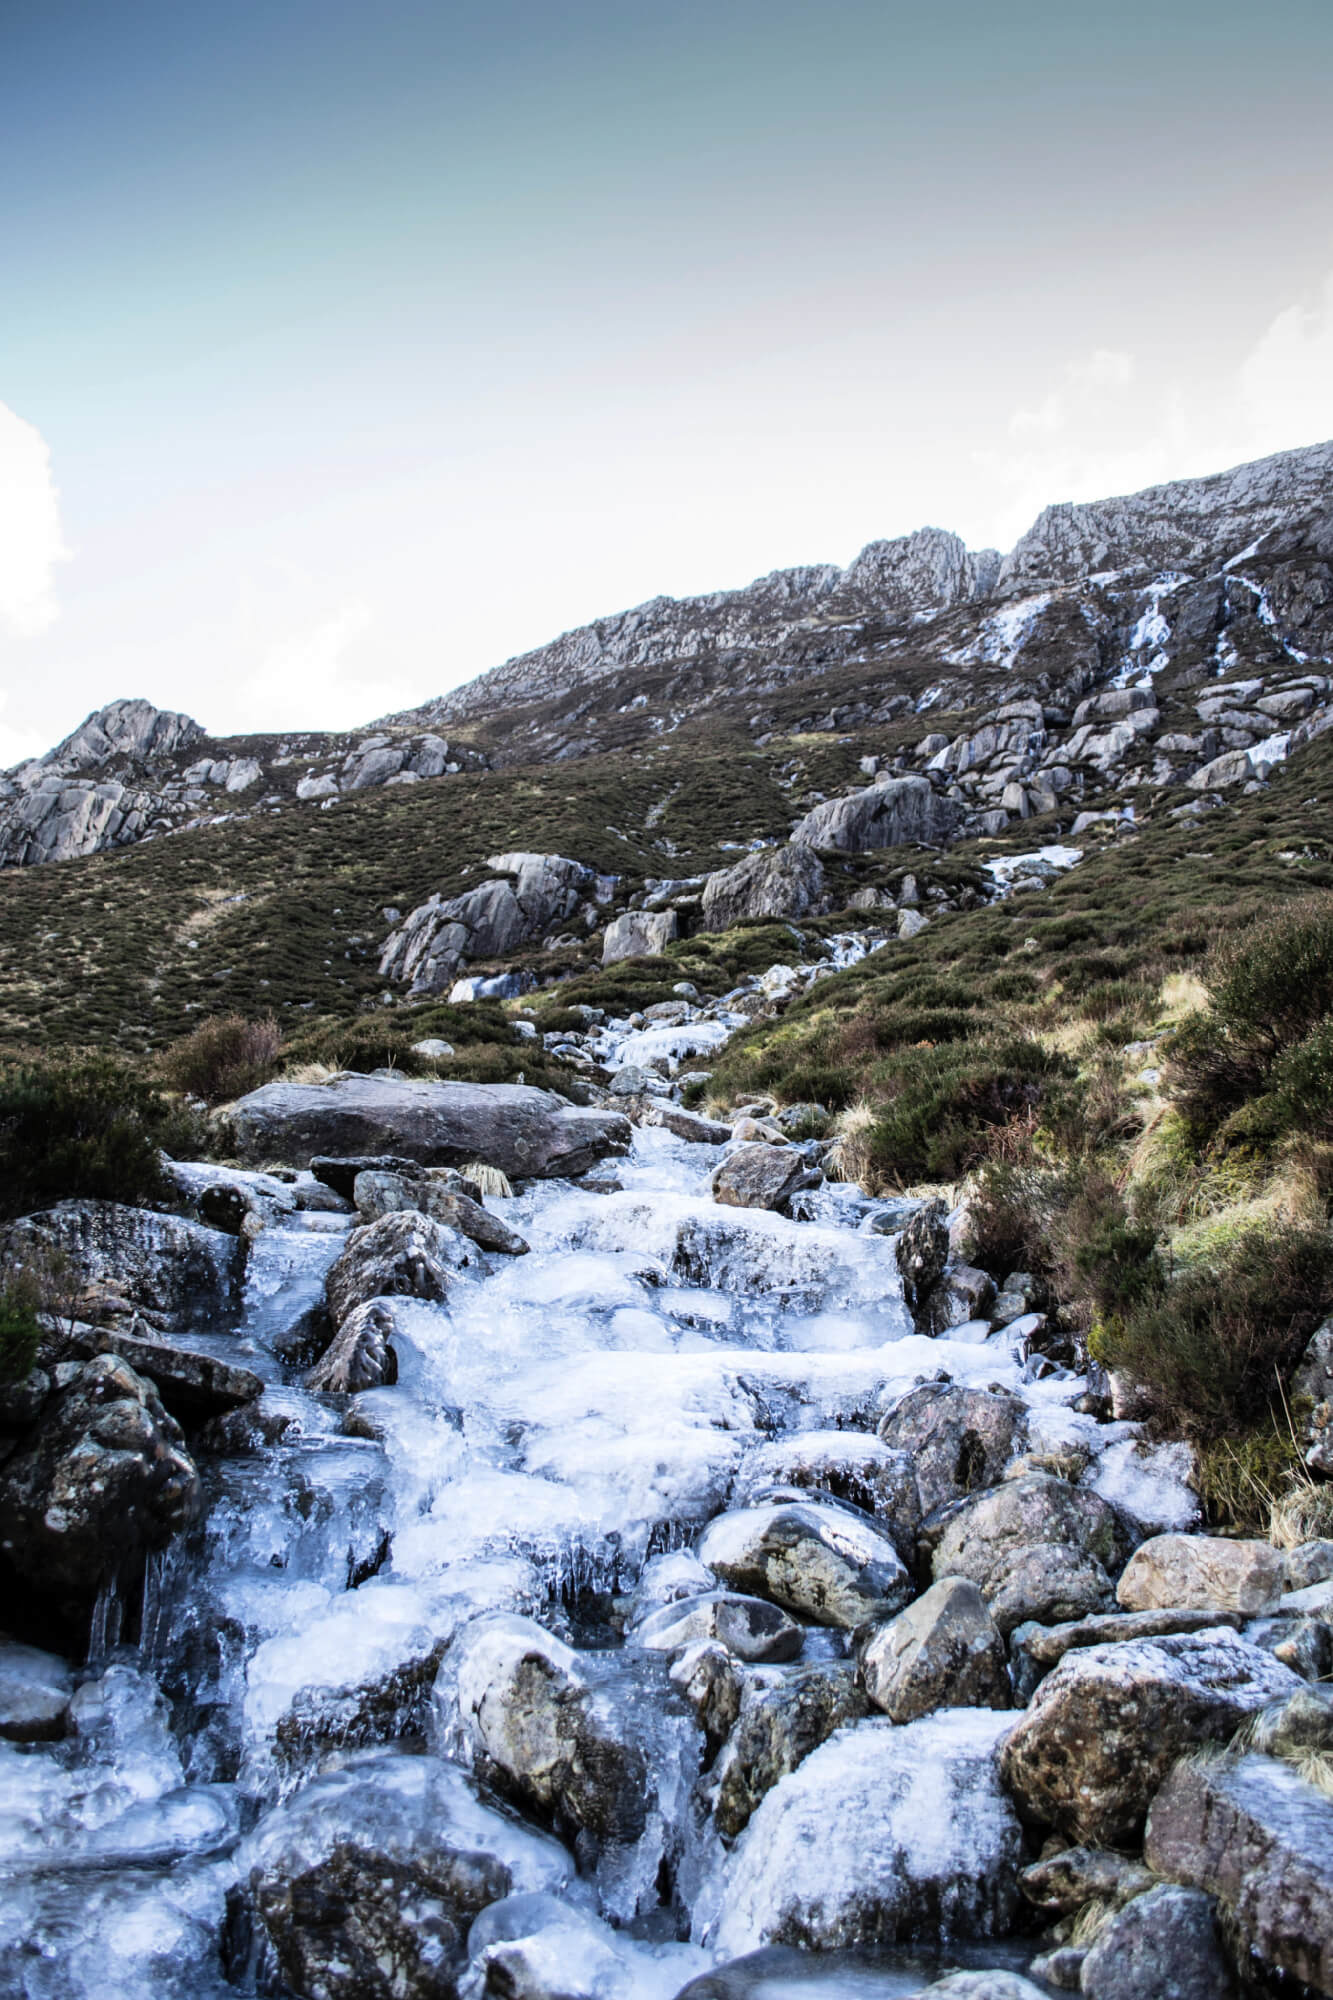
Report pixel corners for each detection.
[0,983,1184,1998]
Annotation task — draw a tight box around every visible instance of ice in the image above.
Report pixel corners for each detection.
[1087,1433,1200,1535]
[942,593,1053,671]
[983,845,1083,891]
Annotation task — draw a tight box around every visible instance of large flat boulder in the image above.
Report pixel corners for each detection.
[229,1074,630,1178]
[790,774,960,853]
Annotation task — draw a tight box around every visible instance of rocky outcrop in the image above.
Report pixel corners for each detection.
[602,909,679,963]
[0,1352,201,1621]
[229,1074,631,1178]
[379,852,601,995]
[700,843,826,931]
[790,773,960,852]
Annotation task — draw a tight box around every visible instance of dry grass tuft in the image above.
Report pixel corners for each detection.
[825,1100,879,1190]
[463,1162,514,1198]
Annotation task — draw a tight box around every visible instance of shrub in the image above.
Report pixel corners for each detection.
[158,1013,282,1104]
[0,1271,41,1384]
[0,1056,202,1223]
[1094,1220,1333,1437]
[862,1037,1070,1187]
[965,1161,1068,1279]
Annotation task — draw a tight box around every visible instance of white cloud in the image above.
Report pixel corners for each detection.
[215,595,418,734]
[0,402,69,638]
[0,689,47,769]
[1238,270,1333,454]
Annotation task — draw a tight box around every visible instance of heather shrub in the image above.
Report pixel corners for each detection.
[158,1013,281,1104]
[0,1271,41,1384]
[0,1056,201,1223]
[862,1036,1069,1187]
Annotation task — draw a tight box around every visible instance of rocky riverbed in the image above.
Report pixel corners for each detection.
[3,952,1333,1999]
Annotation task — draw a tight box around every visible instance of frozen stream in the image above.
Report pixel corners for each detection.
[0,995,1190,1998]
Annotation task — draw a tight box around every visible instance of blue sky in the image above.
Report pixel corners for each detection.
[2,0,1331,755]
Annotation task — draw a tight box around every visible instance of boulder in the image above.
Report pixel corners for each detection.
[1019,1845,1154,1921]
[378,853,594,995]
[924,1264,996,1334]
[711,1145,820,1214]
[1116,1533,1284,1617]
[0,1201,241,1327]
[701,844,826,930]
[668,1640,744,1752]
[893,1197,950,1317]
[732,1430,920,1554]
[1146,1748,1333,1996]
[931,1474,1130,1636]
[324,1209,460,1327]
[351,1169,529,1253]
[230,1075,630,1178]
[0,1353,201,1620]
[706,1710,1022,1954]
[1078,1884,1238,2000]
[62,1324,263,1426]
[710,1661,868,1838]
[879,1384,1028,1517]
[634,1590,804,1664]
[860,1577,1011,1723]
[0,1636,74,1742]
[312,1153,446,1199]
[306,1299,400,1394]
[1010,1605,1243,1702]
[790,774,961,853]
[602,910,678,964]
[999,1628,1302,1845]
[697,1499,913,1629]
[451,1615,657,1846]
[637,1101,734,1145]
[244,1748,571,2000]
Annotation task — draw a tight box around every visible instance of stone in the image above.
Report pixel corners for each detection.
[351,1169,529,1253]
[1078,1885,1237,2000]
[1019,1846,1155,1920]
[1286,1539,1333,1591]
[602,910,679,963]
[230,1074,630,1178]
[0,1636,74,1742]
[732,1430,920,1555]
[638,1101,734,1144]
[931,1474,1130,1636]
[897,907,930,939]
[879,1383,1028,1517]
[1186,748,1254,789]
[379,853,594,994]
[634,1590,804,1663]
[305,1299,400,1393]
[697,1499,913,1629]
[711,1145,819,1214]
[244,1748,570,2000]
[917,1980,1048,2000]
[324,1209,459,1327]
[1146,1748,1333,1996]
[710,1661,868,1838]
[999,1628,1302,1845]
[62,1324,264,1425]
[0,1352,201,1620]
[1116,1533,1284,1617]
[311,1153,444,1199]
[668,1641,744,1752]
[706,1710,1022,1955]
[1292,1314,1333,1473]
[1009,1606,1243,1701]
[924,1264,996,1334]
[790,774,961,853]
[701,843,826,930]
[0,1201,241,1327]
[894,1197,950,1317]
[860,1577,1011,1722]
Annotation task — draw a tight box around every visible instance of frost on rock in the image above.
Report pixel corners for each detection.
[702,1710,1022,1955]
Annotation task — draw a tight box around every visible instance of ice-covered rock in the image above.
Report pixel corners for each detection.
[634,1590,804,1663]
[860,1577,1011,1723]
[931,1474,1130,1636]
[697,1499,912,1629]
[324,1208,462,1326]
[712,1143,820,1213]
[709,1659,868,1839]
[1,1200,241,1327]
[1077,1883,1238,2000]
[879,1383,1028,1517]
[465,1890,711,1998]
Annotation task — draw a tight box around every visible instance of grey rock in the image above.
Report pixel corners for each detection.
[697,1498,912,1629]
[1078,1885,1237,2000]
[711,1145,819,1214]
[733,1430,920,1555]
[879,1383,1029,1519]
[1146,1748,1333,1996]
[861,1577,1011,1722]
[1116,1533,1284,1617]
[638,1101,734,1144]
[351,1169,529,1253]
[324,1209,459,1327]
[230,1074,630,1178]
[0,1637,74,1742]
[634,1591,804,1663]
[701,843,826,930]
[0,1352,201,1617]
[1,1200,241,1328]
[1292,1313,1333,1473]
[306,1299,400,1393]
[380,853,594,995]
[932,1474,1130,1636]
[1000,1629,1302,1845]
[790,774,960,853]
[63,1323,264,1425]
[602,909,679,963]
[1285,1539,1333,1591]
[924,1264,996,1334]
[894,1197,950,1318]
[669,1640,744,1752]
[1010,1606,1243,1701]
[710,1661,868,1838]
[1020,1847,1155,1920]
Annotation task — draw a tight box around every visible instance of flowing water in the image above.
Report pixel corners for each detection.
[0,987,1192,1998]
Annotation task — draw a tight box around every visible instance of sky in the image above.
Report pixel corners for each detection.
[2,0,1332,763]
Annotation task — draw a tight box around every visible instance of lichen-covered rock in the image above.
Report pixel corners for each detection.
[1019,1845,1155,1920]
[1,1200,241,1327]
[704,1709,1022,1954]
[1000,1628,1302,1845]
[1146,1748,1333,1996]
[710,1660,868,1838]
[697,1499,912,1629]
[1078,1884,1238,2000]
[1009,1605,1242,1702]
[351,1168,529,1253]
[931,1474,1130,1635]
[893,1197,950,1318]
[231,1074,630,1178]
[602,910,678,964]
[790,774,960,853]
[860,1577,1011,1723]
[879,1383,1028,1517]
[0,1353,201,1620]
[324,1209,460,1327]
[701,843,827,931]
[305,1299,400,1393]
[1116,1533,1284,1617]
[711,1144,820,1214]
[244,1748,570,2000]
[924,1264,996,1334]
